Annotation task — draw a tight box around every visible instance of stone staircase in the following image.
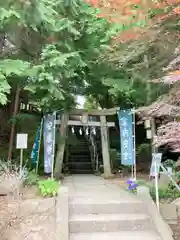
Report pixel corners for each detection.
[68,136,93,174]
[69,195,162,240]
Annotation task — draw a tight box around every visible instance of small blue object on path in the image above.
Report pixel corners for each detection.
[126,179,138,191]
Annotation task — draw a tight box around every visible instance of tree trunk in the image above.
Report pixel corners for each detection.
[144,55,157,153]
[54,113,68,179]
[7,85,21,161]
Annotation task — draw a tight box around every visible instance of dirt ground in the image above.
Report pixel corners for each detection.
[170,217,180,240]
[0,186,56,240]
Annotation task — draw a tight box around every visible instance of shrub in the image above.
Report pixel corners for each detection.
[38,178,59,197]
[0,160,25,197]
[176,171,180,182]
[136,143,151,155]
[23,170,39,186]
[150,182,180,202]
[162,159,176,171]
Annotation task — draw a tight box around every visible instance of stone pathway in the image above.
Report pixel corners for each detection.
[64,175,162,240]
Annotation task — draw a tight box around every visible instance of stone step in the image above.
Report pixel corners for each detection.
[68,162,92,170]
[68,159,92,163]
[70,200,145,215]
[68,161,92,165]
[70,150,91,154]
[69,153,91,157]
[69,169,94,174]
[70,231,161,240]
[70,148,90,151]
[69,214,154,233]
[69,156,91,161]
[69,143,89,148]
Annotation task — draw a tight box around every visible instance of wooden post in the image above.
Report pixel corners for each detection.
[100,115,113,178]
[151,118,157,153]
[54,113,68,180]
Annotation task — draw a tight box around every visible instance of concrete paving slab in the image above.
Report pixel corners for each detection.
[64,175,137,201]
[70,231,162,240]
[70,213,153,233]
[63,175,163,239]
[70,200,145,215]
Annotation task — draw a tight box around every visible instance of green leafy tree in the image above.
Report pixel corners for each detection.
[0,0,121,109]
[84,95,100,110]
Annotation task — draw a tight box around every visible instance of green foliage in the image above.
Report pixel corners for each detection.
[0,0,122,110]
[176,171,180,182]
[38,178,59,197]
[0,76,10,105]
[162,160,176,171]
[150,182,180,202]
[136,143,151,155]
[24,170,39,186]
[136,179,150,187]
[83,95,99,110]
[109,149,119,170]
[0,60,31,77]
[0,59,33,105]
[0,0,176,123]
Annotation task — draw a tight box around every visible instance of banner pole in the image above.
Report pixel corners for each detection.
[19,148,24,178]
[154,161,160,212]
[133,108,136,180]
[36,118,43,174]
[131,165,134,179]
[51,112,56,179]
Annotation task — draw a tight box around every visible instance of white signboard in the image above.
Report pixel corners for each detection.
[146,129,152,139]
[144,119,151,129]
[150,153,162,177]
[16,134,28,149]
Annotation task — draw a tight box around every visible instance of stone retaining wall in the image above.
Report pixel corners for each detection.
[160,202,180,240]
[160,203,179,224]
[137,186,174,240]
[0,187,69,240]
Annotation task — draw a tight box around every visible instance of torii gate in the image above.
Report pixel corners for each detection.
[54,108,119,179]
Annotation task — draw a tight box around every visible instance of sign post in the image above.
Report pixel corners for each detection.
[154,161,160,212]
[150,153,162,177]
[150,153,180,210]
[16,133,28,177]
[150,153,162,212]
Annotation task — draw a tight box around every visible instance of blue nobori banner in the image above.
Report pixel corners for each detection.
[43,112,56,173]
[30,118,43,165]
[118,109,135,166]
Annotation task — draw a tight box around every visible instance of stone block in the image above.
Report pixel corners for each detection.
[55,186,69,240]
[70,231,161,240]
[160,203,177,224]
[69,214,153,233]
[70,200,145,215]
